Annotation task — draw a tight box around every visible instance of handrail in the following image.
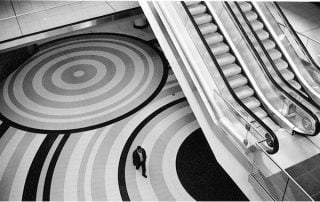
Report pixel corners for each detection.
[227,2,320,136]
[213,90,276,147]
[273,2,320,72]
[254,142,314,200]
[181,1,279,154]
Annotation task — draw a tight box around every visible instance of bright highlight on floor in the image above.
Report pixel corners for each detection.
[0,33,245,201]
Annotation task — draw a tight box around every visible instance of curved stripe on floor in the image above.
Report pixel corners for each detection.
[0,36,223,200]
[121,100,199,201]
[176,129,248,201]
[0,33,167,133]
[34,69,186,200]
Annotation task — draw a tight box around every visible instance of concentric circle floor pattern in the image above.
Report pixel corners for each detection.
[0,34,245,201]
[0,34,165,132]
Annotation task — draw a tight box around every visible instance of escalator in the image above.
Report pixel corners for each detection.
[237,2,303,93]
[264,2,320,106]
[224,1,320,136]
[141,2,320,200]
[184,1,280,133]
[184,1,320,137]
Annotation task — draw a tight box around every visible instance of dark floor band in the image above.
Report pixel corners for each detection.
[0,121,10,140]
[118,97,187,201]
[43,133,70,201]
[22,134,59,201]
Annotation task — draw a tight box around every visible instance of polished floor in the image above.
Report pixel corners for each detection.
[0,1,140,42]
[0,32,246,200]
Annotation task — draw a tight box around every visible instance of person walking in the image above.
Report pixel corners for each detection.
[133,146,147,178]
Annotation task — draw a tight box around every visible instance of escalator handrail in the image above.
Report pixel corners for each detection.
[181,1,279,154]
[228,2,320,136]
[273,2,320,72]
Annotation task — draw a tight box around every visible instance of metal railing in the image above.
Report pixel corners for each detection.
[213,90,312,201]
[226,1,320,136]
[182,1,279,154]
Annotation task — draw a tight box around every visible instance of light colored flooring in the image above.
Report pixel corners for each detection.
[0,29,200,200]
[0,1,140,41]
[0,11,204,201]
[0,69,198,201]
[280,2,320,64]
[0,34,164,131]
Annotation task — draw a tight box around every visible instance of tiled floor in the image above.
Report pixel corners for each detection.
[0,15,247,200]
[280,3,320,63]
[0,32,192,200]
[0,1,140,42]
[285,154,320,200]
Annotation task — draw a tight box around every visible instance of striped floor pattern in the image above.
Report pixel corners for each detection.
[0,34,165,132]
[0,34,204,201]
[0,70,199,201]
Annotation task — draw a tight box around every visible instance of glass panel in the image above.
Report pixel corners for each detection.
[230,2,318,135]
[255,143,313,201]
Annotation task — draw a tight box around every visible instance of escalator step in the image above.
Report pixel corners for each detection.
[205,33,224,45]
[222,63,242,77]
[252,107,268,119]
[199,23,217,35]
[184,1,201,6]
[261,39,276,51]
[256,29,269,41]
[234,85,254,99]
[216,53,236,66]
[242,96,261,110]
[188,4,207,16]
[250,20,264,31]
[210,43,230,56]
[289,79,302,90]
[261,117,280,131]
[245,11,258,21]
[273,59,288,71]
[280,69,295,81]
[268,49,282,60]
[227,74,248,88]
[239,2,252,12]
[194,14,212,25]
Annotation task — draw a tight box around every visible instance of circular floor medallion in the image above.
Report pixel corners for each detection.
[0,34,166,132]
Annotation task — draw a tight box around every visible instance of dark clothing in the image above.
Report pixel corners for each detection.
[135,161,146,176]
[132,147,147,176]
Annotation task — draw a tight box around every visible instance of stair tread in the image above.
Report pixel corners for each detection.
[199,23,217,35]
[268,48,282,60]
[221,63,242,77]
[250,20,264,31]
[185,1,201,6]
[210,42,230,55]
[188,4,206,15]
[239,2,252,12]
[273,59,288,70]
[227,74,248,88]
[245,11,258,21]
[194,13,212,25]
[234,85,255,99]
[204,32,223,45]
[288,79,302,90]
[256,29,269,41]
[261,39,276,51]
[216,53,236,66]
[252,107,268,119]
[242,96,261,109]
[280,69,295,81]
